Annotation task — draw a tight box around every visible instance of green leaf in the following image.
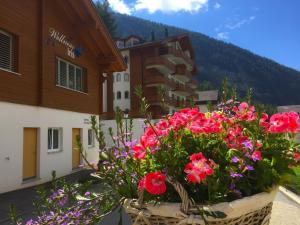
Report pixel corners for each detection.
[76,195,91,201]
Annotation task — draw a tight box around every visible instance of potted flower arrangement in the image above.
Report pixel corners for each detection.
[92,93,300,225]
[12,92,300,225]
[118,100,299,225]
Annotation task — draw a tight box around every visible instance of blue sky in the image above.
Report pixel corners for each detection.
[106,0,300,71]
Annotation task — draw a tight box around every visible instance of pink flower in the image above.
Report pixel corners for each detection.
[138,177,146,191]
[268,112,300,133]
[260,113,269,128]
[132,145,146,159]
[233,102,256,121]
[184,153,214,183]
[252,151,262,162]
[294,153,300,162]
[144,172,166,195]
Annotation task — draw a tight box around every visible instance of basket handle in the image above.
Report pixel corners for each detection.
[137,175,192,214]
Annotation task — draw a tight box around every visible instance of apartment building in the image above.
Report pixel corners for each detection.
[108,35,198,118]
[195,90,219,112]
[0,0,125,193]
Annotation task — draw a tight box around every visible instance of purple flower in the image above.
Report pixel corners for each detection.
[231,156,239,163]
[245,165,254,171]
[242,140,253,151]
[124,140,137,148]
[229,183,236,190]
[230,172,243,178]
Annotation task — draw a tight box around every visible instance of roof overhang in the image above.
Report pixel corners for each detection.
[56,0,126,72]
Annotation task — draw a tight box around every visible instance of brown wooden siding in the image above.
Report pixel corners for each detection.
[0,0,121,115]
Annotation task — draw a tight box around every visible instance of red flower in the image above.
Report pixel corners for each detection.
[294,153,300,162]
[184,153,214,183]
[144,172,166,195]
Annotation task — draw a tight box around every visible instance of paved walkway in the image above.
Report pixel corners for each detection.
[270,190,300,225]
[0,182,299,224]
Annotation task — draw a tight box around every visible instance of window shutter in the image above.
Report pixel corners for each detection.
[83,68,88,93]
[0,30,14,71]
[55,58,59,84]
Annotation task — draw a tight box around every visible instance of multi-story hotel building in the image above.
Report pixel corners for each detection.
[0,0,125,193]
[108,35,198,118]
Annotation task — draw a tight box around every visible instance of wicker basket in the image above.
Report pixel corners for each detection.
[124,176,278,225]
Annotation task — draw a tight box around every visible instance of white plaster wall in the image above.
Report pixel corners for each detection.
[101,118,146,147]
[113,50,131,111]
[199,104,209,113]
[0,102,99,193]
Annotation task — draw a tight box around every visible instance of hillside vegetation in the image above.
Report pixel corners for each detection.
[113,13,300,106]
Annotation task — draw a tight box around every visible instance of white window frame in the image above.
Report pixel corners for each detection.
[0,29,13,72]
[48,128,62,152]
[116,73,121,82]
[56,57,84,93]
[88,129,95,148]
[124,73,130,82]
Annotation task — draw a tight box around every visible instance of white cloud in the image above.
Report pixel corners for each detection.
[217,32,229,40]
[214,2,221,10]
[225,16,256,30]
[108,0,132,14]
[134,0,209,14]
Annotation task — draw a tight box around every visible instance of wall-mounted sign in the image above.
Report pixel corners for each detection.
[48,28,82,59]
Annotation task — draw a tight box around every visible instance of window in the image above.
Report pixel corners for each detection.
[88,129,94,147]
[56,58,85,92]
[0,29,17,72]
[123,56,129,65]
[116,73,121,82]
[48,128,61,151]
[125,91,129,99]
[117,91,121,99]
[124,73,130,82]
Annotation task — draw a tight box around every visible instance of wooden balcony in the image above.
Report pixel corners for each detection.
[173,64,192,82]
[159,46,194,69]
[173,83,194,96]
[187,79,198,89]
[144,69,176,90]
[145,89,177,107]
[145,56,176,75]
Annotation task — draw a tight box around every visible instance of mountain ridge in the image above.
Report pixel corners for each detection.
[113,13,300,105]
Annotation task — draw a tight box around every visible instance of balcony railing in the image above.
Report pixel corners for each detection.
[173,83,194,96]
[144,70,176,90]
[145,56,176,74]
[187,79,198,89]
[173,64,192,82]
[159,46,194,68]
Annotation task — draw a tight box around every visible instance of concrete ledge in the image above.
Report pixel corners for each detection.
[279,186,300,206]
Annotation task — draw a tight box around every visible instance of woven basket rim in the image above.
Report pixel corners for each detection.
[124,186,278,220]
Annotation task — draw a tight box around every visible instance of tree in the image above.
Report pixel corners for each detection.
[94,0,117,36]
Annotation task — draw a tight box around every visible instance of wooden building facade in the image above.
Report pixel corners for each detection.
[0,0,125,193]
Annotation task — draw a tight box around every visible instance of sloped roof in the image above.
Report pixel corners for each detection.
[277,105,300,113]
[196,90,219,102]
[57,0,126,72]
